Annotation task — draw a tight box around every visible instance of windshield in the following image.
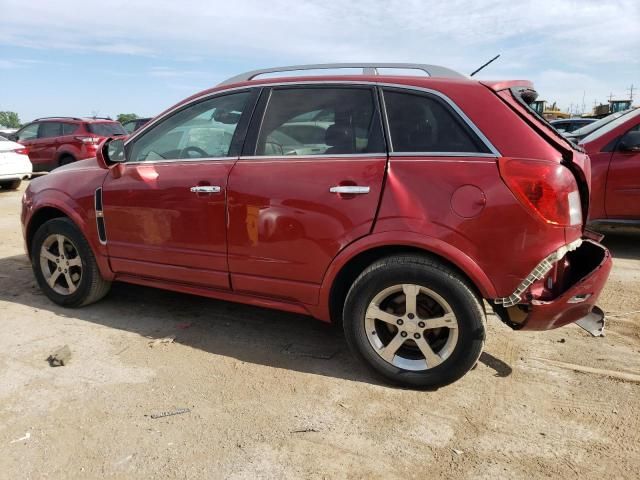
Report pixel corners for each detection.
[570,109,635,137]
[0,136,7,141]
[581,108,640,144]
[88,122,127,136]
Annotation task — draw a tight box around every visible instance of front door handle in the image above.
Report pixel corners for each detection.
[190,186,221,193]
[329,185,370,194]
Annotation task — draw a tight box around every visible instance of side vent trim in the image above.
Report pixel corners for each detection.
[94,187,107,244]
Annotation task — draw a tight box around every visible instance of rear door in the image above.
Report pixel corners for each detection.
[33,121,62,167]
[102,89,257,289]
[227,85,387,304]
[605,124,640,218]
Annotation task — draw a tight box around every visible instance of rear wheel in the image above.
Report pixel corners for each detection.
[0,179,21,190]
[31,218,111,307]
[343,255,485,388]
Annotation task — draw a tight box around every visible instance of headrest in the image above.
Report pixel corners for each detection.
[325,124,351,147]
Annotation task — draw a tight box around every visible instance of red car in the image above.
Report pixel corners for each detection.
[11,117,126,171]
[581,108,640,227]
[21,63,612,388]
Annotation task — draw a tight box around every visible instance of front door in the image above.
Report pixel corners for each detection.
[605,124,640,218]
[102,90,256,289]
[227,86,388,304]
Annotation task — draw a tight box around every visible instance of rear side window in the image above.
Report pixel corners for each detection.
[255,87,384,156]
[38,122,62,139]
[383,89,490,154]
[62,123,78,135]
[87,122,127,136]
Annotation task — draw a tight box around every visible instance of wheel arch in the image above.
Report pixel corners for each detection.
[319,232,497,324]
[26,206,69,257]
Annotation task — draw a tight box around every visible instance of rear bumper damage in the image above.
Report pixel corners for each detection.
[491,239,612,333]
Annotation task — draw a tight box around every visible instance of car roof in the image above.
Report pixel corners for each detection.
[32,117,116,123]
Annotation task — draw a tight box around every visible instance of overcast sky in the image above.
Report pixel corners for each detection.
[0,0,638,122]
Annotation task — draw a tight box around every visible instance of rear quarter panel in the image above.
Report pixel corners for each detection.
[374,156,568,297]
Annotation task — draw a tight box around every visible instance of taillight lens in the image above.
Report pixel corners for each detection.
[499,158,583,226]
[14,147,29,155]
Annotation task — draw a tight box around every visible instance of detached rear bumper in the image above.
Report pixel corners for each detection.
[494,240,612,332]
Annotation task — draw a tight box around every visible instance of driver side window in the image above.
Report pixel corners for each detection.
[128,91,251,162]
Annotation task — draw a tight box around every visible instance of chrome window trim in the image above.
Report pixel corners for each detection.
[125,80,501,158]
[239,153,387,161]
[125,156,233,165]
[389,152,498,158]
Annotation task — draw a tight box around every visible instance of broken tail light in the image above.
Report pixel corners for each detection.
[499,158,582,226]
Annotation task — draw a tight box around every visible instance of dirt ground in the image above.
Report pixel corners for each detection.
[1,180,639,480]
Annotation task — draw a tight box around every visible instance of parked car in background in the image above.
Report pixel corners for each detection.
[21,63,611,388]
[565,108,636,143]
[122,117,152,134]
[0,127,18,137]
[550,117,595,133]
[0,135,32,190]
[10,117,126,171]
[581,108,640,228]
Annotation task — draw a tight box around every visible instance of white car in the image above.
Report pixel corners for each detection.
[0,135,32,190]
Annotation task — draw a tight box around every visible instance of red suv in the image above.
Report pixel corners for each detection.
[21,64,612,388]
[11,117,126,171]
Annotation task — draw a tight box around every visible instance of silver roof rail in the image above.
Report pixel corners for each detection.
[217,63,466,86]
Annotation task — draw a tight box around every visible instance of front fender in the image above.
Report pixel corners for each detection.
[309,230,498,321]
[24,188,114,280]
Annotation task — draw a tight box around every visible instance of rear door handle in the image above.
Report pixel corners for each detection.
[329,185,370,194]
[190,186,221,193]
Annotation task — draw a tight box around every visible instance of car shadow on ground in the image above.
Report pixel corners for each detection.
[1,253,511,387]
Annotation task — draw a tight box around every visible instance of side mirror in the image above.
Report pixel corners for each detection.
[96,137,126,168]
[618,131,640,153]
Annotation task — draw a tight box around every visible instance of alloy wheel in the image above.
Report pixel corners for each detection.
[365,284,459,371]
[39,234,83,295]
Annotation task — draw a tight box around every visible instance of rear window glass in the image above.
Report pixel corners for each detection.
[87,122,126,136]
[570,110,632,137]
[383,89,490,154]
[498,89,580,152]
[581,108,640,144]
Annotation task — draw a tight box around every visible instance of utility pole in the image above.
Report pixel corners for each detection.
[627,84,635,102]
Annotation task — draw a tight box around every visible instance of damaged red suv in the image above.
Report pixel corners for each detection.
[21,64,612,388]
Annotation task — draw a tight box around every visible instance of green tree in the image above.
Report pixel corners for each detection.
[0,111,21,128]
[116,113,139,124]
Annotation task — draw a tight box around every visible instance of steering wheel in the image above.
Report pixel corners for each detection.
[181,146,208,159]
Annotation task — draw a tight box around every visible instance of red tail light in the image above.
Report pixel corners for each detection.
[14,147,29,155]
[499,158,582,226]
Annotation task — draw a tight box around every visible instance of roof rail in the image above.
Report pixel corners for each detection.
[217,63,466,86]
[34,116,82,121]
[86,116,113,121]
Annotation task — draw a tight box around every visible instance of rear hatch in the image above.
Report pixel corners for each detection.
[481,81,591,223]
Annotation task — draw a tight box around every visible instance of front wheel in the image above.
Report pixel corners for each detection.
[31,217,111,307]
[343,255,485,389]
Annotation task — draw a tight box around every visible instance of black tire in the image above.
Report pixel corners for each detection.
[31,217,111,307]
[58,155,75,168]
[343,254,485,389]
[0,179,21,190]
